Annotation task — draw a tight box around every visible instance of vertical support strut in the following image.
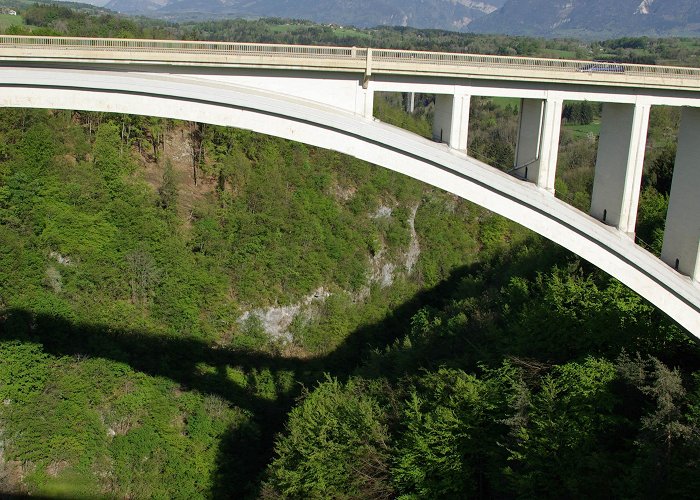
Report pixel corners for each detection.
[661,107,700,282]
[590,102,650,236]
[452,93,471,151]
[432,92,471,152]
[355,80,374,118]
[538,98,563,192]
[515,98,562,192]
[404,92,415,114]
[433,94,453,146]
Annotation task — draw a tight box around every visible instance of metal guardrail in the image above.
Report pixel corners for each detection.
[370,47,700,79]
[2,35,700,81]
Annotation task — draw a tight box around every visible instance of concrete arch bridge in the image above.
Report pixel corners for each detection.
[1,36,699,337]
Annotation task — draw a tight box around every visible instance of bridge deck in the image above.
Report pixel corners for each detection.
[1,35,700,91]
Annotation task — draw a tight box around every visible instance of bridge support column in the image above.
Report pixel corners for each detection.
[661,107,700,282]
[404,92,415,114]
[515,98,562,192]
[432,93,470,151]
[590,102,650,235]
[355,82,374,118]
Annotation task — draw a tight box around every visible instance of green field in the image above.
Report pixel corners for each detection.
[541,48,578,59]
[0,13,23,30]
[489,96,520,109]
[268,23,371,39]
[564,121,601,138]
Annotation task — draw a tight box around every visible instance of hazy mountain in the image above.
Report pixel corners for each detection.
[104,0,507,30]
[469,0,700,37]
[54,0,700,37]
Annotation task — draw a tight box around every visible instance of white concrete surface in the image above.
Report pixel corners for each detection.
[591,102,650,235]
[433,94,454,145]
[515,99,544,181]
[432,93,470,151]
[662,107,700,283]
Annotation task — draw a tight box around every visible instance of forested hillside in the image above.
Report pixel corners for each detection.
[1,5,700,498]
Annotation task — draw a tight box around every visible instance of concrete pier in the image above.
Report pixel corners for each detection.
[662,107,700,282]
[432,93,470,151]
[404,92,415,113]
[590,102,650,235]
[515,98,562,192]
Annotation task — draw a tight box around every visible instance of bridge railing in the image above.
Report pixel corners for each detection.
[0,35,367,58]
[369,48,700,79]
[2,35,700,81]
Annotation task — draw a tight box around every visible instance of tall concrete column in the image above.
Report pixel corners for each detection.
[538,98,563,193]
[515,98,562,192]
[590,102,650,235]
[432,93,470,151]
[355,81,374,118]
[661,107,700,282]
[404,92,415,114]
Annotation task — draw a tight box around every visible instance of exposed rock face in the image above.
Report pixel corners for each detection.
[238,203,421,342]
[405,204,421,275]
[238,287,330,343]
[635,0,655,14]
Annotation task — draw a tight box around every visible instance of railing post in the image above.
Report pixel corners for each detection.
[661,106,700,282]
[590,102,650,236]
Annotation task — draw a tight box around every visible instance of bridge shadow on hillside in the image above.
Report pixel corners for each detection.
[2,237,673,498]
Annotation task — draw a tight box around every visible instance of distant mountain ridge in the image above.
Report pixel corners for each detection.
[103,0,507,30]
[53,0,700,37]
[469,0,700,37]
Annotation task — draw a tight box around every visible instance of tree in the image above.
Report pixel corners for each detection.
[264,377,393,499]
[93,122,124,181]
[125,248,161,307]
[20,123,57,172]
[647,143,676,195]
[158,160,178,212]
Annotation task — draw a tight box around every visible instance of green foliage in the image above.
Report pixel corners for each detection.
[20,123,58,172]
[0,341,50,404]
[646,142,676,196]
[158,159,178,212]
[392,368,502,498]
[265,377,393,498]
[93,122,129,182]
[505,358,619,497]
[636,187,668,254]
[562,100,597,125]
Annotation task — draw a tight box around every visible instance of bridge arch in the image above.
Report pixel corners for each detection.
[2,67,699,337]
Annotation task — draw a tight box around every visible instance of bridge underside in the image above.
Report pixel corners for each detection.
[1,67,699,337]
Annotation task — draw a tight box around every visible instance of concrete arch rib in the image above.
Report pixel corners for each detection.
[1,67,699,338]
